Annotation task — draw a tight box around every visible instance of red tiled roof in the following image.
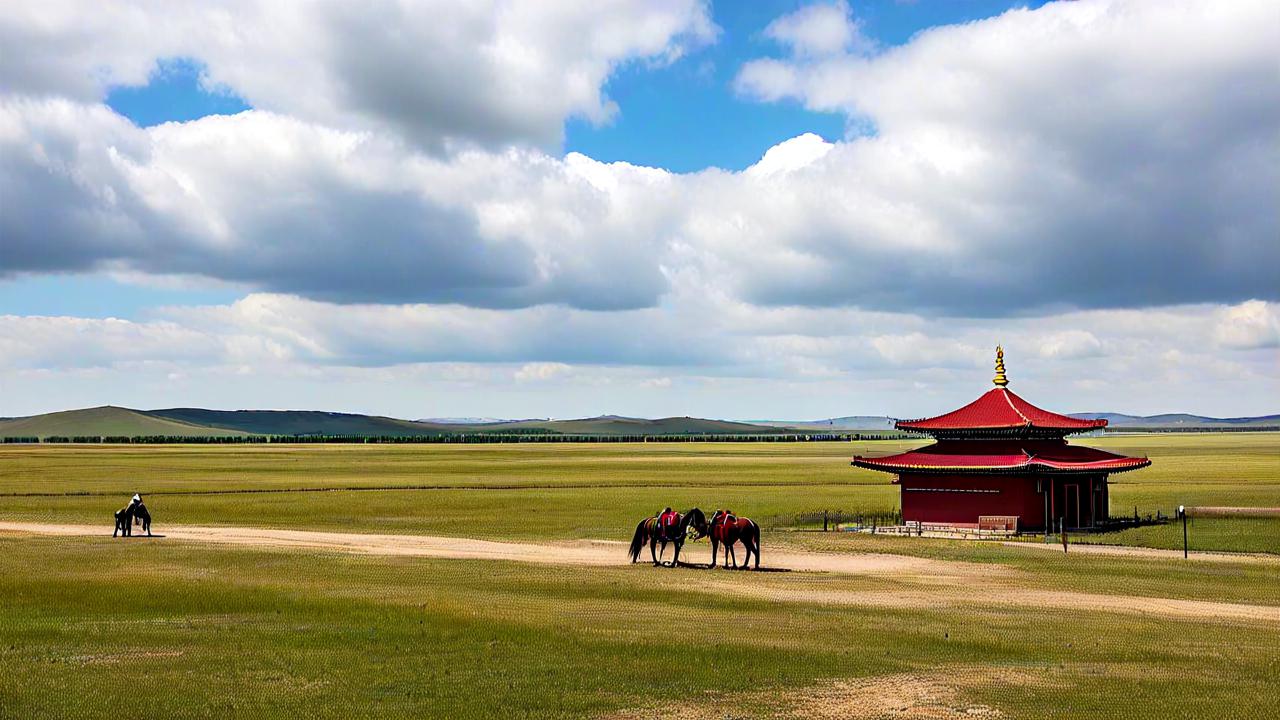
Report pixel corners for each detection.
[896,388,1107,435]
[852,440,1150,474]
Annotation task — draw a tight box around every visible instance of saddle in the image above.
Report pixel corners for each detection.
[657,512,680,539]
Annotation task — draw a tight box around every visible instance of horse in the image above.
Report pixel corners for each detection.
[628,508,708,567]
[708,509,760,570]
[113,503,135,538]
[132,501,152,536]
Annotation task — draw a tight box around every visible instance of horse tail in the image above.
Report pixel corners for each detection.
[751,520,761,569]
[628,519,648,563]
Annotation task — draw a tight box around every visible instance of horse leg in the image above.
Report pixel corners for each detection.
[650,537,660,566]
[113,514,119,538]
[709,539,718,568]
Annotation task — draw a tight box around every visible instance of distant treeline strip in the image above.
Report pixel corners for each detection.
[3,432,898,444]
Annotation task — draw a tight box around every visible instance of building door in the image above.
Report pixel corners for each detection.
[1064,484,1081,529]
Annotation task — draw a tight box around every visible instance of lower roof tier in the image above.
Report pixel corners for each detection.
[852,439,1151,475]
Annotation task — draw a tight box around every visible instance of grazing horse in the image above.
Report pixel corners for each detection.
[628,508,708,567]
[132,501,152,536]
[113,503,135,538]
[708,509,760,570]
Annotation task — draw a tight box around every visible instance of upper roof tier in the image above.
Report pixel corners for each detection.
[895,348,1108,438]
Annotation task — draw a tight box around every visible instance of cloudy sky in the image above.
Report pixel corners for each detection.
[1,0,1277,420]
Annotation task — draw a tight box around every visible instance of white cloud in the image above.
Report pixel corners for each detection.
[744,132,833,178]
[514,362,572,382]
[1037,330,1103,360]
[1214,300,1280,350]
[0,102,679,309]
[761,1,873,59]
[0,0,716,152]
[727,0,1279,313]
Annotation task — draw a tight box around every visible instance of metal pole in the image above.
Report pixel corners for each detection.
[1181,505,1188,559]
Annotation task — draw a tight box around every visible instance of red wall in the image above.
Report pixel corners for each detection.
[898,473,1048,531]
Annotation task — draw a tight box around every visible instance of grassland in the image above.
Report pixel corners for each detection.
[1,434,1275,550]
[1,433,1277,718]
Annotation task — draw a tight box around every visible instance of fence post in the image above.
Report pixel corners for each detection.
[823,510,828,532]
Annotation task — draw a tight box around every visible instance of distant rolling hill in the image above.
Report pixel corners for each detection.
[1069,412,1280,428]
[0,408,796,438]
[0,406,247,438]
[148,408,455,437]
[485,415,794,436]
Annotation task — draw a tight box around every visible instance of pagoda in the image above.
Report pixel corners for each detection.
[853,347,1150,532]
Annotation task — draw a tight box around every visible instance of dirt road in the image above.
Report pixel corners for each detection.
[1002,540,1280,564]
[3,521,1277,624]
[0,520,976,576]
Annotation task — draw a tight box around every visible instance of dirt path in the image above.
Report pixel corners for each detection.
[4,521,1277,624]
[0,521,980,577]
[700,579,1280,624]
[1001,540,1280,564]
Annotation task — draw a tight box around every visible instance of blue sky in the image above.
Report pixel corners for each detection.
[565,1,1049,171]
[1,0,1275,419]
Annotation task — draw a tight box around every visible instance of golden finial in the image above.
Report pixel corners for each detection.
[993,345,1009,387]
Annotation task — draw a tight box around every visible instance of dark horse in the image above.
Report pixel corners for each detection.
[708,509,760,570]
[132,501,152,536]
[113,503,135,537]
[113,500,152,537]
[628,508,708,567]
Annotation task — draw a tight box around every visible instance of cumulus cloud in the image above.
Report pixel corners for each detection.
[514,362,572,383]
[731,0,1279,313]
[0,0,716,152]
[1036,330,1103,360]
[0,101,678,309]
[1214,300,1280,350]
[761,1,874,59]
[0,314,223,369]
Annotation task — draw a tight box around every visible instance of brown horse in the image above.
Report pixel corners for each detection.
[708,509,760,570]
[628,508,708,567]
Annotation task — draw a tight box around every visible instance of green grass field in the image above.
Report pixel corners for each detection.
[1,434,1277,718]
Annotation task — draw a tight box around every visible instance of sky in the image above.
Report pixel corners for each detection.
[1,0,1277,421]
